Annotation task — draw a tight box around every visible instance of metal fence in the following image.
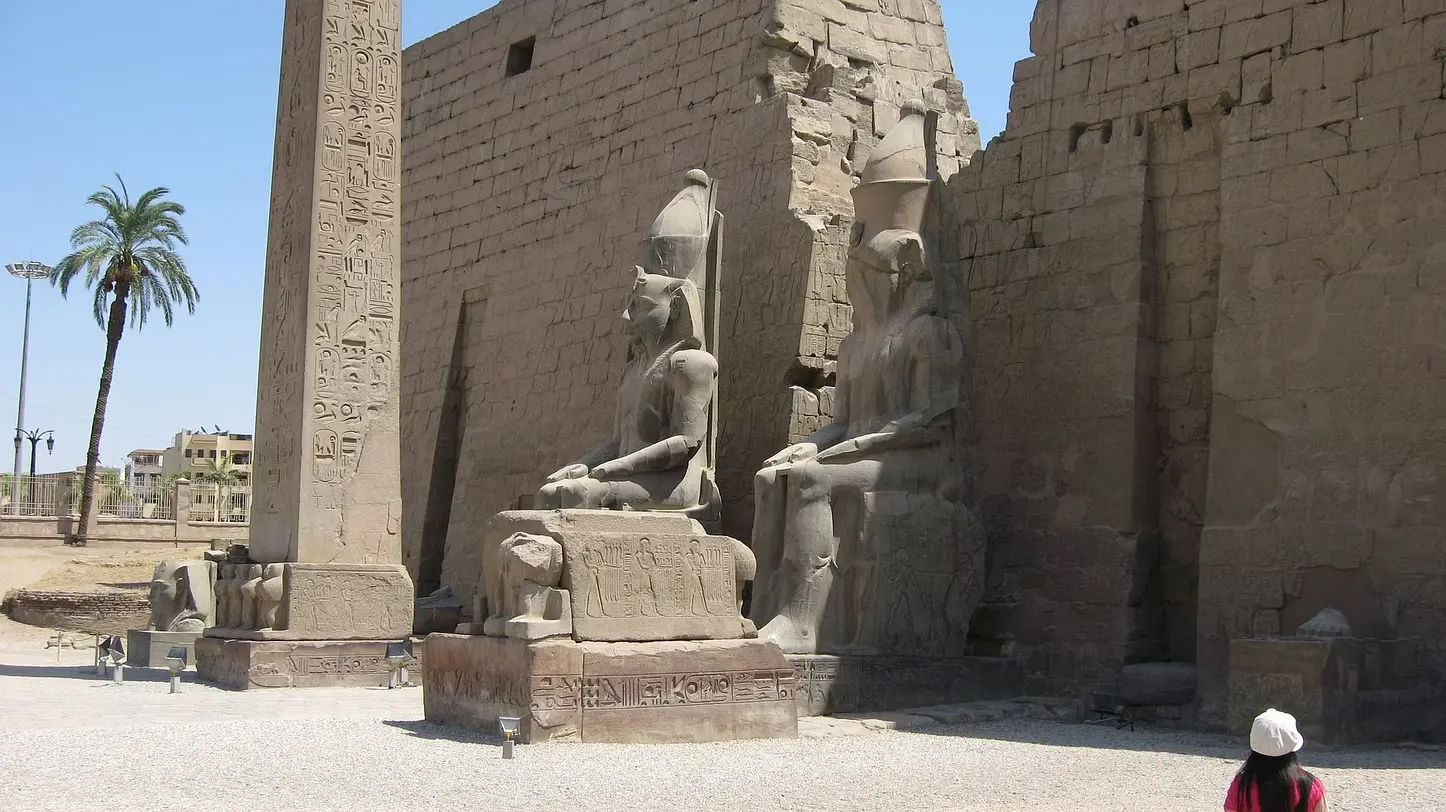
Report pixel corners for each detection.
[98,483,175,520]
[1,474,71,516]
[189,483,251,524]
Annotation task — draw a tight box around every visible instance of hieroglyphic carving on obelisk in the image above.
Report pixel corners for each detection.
[251,0,402,566]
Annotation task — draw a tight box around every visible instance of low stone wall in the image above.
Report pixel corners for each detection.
[4,589,150,635]
[0,516,247,545]
[0,516,63,540]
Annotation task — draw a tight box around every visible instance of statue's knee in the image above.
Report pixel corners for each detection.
[557,478,594,507]
[792,460,831,498]
[754,467,778,494]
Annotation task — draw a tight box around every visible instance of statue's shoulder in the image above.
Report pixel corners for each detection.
[669,348,718,379]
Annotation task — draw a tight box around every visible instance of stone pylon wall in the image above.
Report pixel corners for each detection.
[943,0,1446,719]
[399,0,977,612]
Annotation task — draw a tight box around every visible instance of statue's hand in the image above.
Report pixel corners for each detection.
[763,442,819,468]
[545,463,589,483]
[589,461,622,480]
[814,433,884,462]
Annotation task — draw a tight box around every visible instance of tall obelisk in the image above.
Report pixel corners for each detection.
[198,0,412,689]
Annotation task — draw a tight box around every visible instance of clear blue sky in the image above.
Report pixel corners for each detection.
[0,1,1031,473]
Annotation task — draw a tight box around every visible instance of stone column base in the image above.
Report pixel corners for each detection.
[789,654,1023,716]
[196,637,414,690]
[206,563,414,641]
[126,629,203,669]
[422,634,798,743]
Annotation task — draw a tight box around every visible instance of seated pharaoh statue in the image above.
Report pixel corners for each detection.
[750,100,985,656]
[468,169,757,645]
[537,168,721,524]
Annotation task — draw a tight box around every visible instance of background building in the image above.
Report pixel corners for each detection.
[162,430,253,484]
[124,449,164,489]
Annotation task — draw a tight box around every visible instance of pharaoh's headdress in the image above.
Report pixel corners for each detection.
[642,168,713,288]
[851,99,931,245]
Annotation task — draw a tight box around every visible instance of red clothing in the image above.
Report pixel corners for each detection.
[1223,775,1325,811]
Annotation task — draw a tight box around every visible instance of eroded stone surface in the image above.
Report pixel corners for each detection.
[146,560,216,633]
[476,510,755,642]
[195,637,399,690]
[206,563,413,641]
[422,633,798,743]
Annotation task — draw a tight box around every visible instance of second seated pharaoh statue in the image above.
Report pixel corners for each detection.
[749,100,986,657]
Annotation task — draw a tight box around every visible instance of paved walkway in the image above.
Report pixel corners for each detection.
[0,633,1441,811]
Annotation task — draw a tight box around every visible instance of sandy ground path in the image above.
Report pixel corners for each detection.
[0,642,1441,812]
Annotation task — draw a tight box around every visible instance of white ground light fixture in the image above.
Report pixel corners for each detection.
[100,636,126,684]
[165,647,188,694]
[385,640,414,689]
[498,716,521,759]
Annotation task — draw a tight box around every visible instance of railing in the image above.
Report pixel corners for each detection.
[190,483,251,524]
[1,474,71,516]
[2,474,250,525]
[98,483,175,520]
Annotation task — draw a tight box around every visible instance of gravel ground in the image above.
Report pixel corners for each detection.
[1,642,1441,811]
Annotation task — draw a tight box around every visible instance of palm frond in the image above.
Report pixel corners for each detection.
[52,176,198,333]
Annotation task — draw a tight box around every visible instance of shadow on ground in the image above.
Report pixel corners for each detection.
[0,662,198,684]
[383,718,501,745]
[906,719,1445,769]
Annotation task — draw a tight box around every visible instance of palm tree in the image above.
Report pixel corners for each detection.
[197,455,239,522]
[52,175,199,546]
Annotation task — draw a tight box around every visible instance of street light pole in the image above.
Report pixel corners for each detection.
[6,262,53,517]
[20,429,55,477]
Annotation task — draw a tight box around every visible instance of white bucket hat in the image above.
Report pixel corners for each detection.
[1250,708,1305,757]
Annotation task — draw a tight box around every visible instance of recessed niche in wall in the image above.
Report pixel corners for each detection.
[506,36,535,77]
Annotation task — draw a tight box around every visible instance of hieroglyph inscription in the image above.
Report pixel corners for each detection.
[252,0,401,564]
[309,0,399,506]
[579,670,796,709]
[571,537,737,619]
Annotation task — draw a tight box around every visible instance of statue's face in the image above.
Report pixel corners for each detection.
[149,577,176,608]
[623,272,675,343]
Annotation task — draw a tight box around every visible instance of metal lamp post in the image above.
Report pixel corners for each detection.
[15,429,55,514]
[18,429,55,477]
[6,261,52,516]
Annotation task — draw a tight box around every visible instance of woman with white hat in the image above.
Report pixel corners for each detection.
[1225,708,1328,811]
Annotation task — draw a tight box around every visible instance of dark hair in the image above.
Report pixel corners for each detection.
[1235,751,1317,812]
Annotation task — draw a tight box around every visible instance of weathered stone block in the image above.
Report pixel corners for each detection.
[422,634,797,743]
[477,510,754,643]
[126,630,203,669]
[206,563,413,641]
[196,638,400,690]
[790,654,1022,715]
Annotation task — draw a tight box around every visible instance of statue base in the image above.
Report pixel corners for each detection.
[422,633,797,743]
[788,654,1022,716]
[205,563,414,641]
[195,637,425,690]
[126,629,203,669]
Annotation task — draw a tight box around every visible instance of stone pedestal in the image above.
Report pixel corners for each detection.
[423,633,797,743]
[197,638,401,690]
[1229,637,1370,745]
[205,563,413,641]
[788,654,1022,715]
[126,630,203,669]
[475,510,755,643]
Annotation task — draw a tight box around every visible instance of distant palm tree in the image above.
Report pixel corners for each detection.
[197,455,240,522]
[52,175,199,546]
